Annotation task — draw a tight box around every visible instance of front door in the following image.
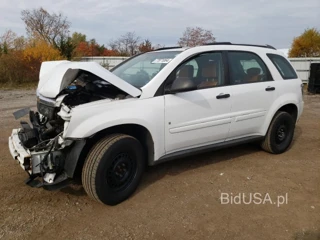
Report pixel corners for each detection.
[164,52,233,153]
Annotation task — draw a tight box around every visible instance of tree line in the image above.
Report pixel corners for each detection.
[0,7,216,86]
[0,7,319,86]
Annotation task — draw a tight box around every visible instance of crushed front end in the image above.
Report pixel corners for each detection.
[8,100,75,189]
[7,60,138,190]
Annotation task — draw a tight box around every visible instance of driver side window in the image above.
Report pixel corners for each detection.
[170,52,225,92]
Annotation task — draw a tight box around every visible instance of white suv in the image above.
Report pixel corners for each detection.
[8,43,304,205]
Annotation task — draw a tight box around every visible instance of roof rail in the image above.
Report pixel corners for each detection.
[204,42,276,50]
[204,42,232,45]
[154,46,183,51]
[265,44,277,50]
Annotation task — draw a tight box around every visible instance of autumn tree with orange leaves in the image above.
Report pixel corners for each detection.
[139,39,154,53]
[75,40,119,57]
[23,39,63,62]
[1,7,167,86]
[289,28,320,57]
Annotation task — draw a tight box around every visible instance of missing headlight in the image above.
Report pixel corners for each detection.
[37,98,56,120]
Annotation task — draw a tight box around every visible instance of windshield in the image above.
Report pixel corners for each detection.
[111,51,182,88]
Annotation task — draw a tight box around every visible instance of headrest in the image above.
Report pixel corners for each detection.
[178,65,194,78]
[246,68,261,76]
[202,61,217,78]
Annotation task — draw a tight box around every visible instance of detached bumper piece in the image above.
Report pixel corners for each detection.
[9,129,32,172]
[25,172,71,190]
[8,129,71,190]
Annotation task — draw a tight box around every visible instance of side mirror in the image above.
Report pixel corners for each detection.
[165,77,197,94]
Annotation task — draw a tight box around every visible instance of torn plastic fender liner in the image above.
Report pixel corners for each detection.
[63,139,86,178]
[13,107,31,120]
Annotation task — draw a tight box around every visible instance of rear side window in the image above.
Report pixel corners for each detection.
[228,51,273,85]
[267,54,298,80]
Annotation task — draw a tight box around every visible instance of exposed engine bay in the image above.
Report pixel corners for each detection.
[20,70,130,147]
[11,68,132,188]
[57,70,129,107]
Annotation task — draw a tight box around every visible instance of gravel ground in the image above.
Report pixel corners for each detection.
[0,90,319,240]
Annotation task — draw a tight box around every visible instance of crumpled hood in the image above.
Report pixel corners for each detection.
[37,60,141,98]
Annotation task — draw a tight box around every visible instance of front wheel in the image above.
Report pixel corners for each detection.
[261,111,296,154]
[82,134,145,205]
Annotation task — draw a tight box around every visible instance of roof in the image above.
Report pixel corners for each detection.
[154,42,277,52]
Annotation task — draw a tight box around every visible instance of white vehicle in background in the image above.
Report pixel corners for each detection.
[8,42,304,205]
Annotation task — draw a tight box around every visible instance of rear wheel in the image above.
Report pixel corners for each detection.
[261,111,295,154]
[82,134,145,205]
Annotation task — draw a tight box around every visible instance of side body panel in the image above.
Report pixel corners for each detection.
[260,53,304,135]
[64,97,166,160]
[260,79,303,135]
[227,82,278,139]
[226,51,303,139]
[164,86,232,153]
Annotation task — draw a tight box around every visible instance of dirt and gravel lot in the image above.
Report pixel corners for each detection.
[0,89,319,240]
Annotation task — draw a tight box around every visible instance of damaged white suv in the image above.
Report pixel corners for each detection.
[8,43,304,205]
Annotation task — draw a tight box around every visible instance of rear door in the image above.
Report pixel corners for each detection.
[226,51,278,139]
[164,52,233,153]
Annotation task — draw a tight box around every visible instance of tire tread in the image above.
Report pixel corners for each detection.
[261,111,294,154]
[82,134,133,203]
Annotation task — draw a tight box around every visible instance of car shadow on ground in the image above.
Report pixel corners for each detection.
[136,142,262,195]
[137,125,303,195]
[292,125,303,145]
[294,230,320,240]
[61,142,261,197]
[60,184,86,196]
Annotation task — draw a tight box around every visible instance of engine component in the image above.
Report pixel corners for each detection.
[18,121,38,148]
[31,150,64,175]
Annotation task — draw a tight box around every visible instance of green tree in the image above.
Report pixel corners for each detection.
[57,36,75,60]
[71,32,87,46]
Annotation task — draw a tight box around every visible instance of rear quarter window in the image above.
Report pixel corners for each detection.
[267,54,298,80]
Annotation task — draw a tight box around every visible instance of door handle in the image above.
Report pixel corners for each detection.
[216,93,230,99]
[265,86,275,91]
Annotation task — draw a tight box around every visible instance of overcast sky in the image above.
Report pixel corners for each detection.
[0,0,319,49]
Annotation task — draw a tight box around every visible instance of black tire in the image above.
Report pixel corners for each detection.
[261,111,295,154]
[82,134,145,205]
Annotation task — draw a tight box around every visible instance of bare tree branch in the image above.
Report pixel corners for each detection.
[178,27,216,47]
[21,7,70,48]
[0,30,17,49]
[108,32,140,56]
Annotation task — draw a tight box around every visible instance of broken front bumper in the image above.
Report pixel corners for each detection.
[8,129,32,173]
[8,128,71,189]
